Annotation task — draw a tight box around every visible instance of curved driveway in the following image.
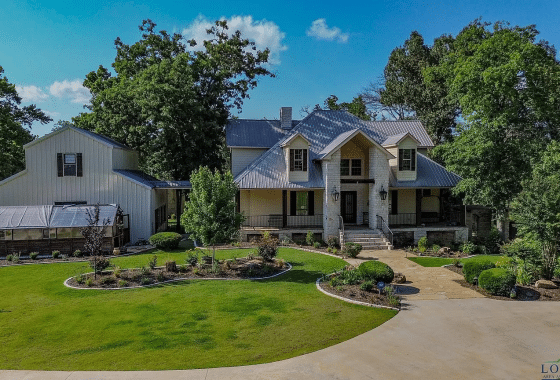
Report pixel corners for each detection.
[2,250,558,380]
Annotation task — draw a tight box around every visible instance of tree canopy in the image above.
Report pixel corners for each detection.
[300,95,373,120]
[73,20,273,180]
[0,66,51,180]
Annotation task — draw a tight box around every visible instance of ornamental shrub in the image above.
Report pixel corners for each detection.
[358,260,394,284]
[149,232,183,250]
[478,268,516,296]
[460,241,476,255]
[418,236,429,252]
[305,230,315,246]
[29,252,39,260]
[462,259,495,284]
[343,242,362,258]
[327,236,339,249]
[256,234,279,261]
[89,256,111,274]
[51,250,60,259]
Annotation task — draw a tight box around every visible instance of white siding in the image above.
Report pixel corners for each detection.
[0,128,155,243]
[286,136,309,182]
[231,148,267,177]
[396,136,418,182]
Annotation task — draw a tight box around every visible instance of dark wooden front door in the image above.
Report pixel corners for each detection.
[341,191,357,224]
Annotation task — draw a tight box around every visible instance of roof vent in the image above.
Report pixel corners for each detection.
[280,107,292,130]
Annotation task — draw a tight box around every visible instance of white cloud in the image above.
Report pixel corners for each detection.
[43,110,60,118]
[306,19,349,43]
[16,85,49,102]
[182,15,287,65]
[49,80,90,104]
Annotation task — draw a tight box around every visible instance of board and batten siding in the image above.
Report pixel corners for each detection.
[0,128,155,243]
[231,148,267,177]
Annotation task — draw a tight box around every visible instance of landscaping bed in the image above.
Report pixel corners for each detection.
[67,256,289,289]
[446,265,560,301]
[318,281,401,309]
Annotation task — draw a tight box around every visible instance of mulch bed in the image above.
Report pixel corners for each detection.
[446,265,560,301]
[404,248,471,258]
[319,282,400,309]
[66,257,288,289]
[0,247,150,266]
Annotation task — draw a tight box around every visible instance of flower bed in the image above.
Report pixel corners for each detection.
[66,256,289,289]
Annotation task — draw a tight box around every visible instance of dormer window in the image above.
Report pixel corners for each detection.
[290,149,307,172]
[57,153,83,177]
[341,159,362,176]
[399,149,416,171]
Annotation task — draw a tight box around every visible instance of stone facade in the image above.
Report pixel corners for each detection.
[322,151,341,239]
[369,146,389,229]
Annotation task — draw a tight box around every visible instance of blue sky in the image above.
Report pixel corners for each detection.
[3,0,560,137]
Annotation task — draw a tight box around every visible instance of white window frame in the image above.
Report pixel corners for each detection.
[341,159,362,176]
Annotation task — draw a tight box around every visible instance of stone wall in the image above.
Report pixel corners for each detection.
[322,151,341,238]
[369,146,389,228]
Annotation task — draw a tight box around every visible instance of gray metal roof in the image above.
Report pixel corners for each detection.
[318,129,359,157]
[0,205,52,229]
[369,120,434,148]
[389,153,461,188]
[381,132,409,146]
[49,205,118,227]
[114,170,191,189]
[226,119,300,148]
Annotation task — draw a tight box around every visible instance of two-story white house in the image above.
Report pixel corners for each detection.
[0,125,190,248]
[227,107,471,248]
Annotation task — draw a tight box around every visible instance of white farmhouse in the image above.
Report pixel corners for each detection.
[0,125,190,246]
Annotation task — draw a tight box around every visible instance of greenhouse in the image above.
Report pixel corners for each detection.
[0,204,126,256]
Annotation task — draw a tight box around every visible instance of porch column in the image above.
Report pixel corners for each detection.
[176,189,182,233]
[282,190,287,228]
[369,147,389,229]
[322,151,341,239]
[416,189,422,226]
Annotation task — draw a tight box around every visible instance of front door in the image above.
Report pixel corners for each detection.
[341,191,357,224]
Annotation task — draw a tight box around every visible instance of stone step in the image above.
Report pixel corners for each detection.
[347,237,385,242]
[345,234,383,239]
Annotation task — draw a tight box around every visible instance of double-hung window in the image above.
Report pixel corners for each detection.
[340,159,362,176]
[398,149,416,171]
[290,149,308,171]
[57,153,83,177]
[64,154,77,176]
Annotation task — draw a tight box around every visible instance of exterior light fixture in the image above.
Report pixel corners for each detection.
[331,187,340,202]
[379,185,388,200]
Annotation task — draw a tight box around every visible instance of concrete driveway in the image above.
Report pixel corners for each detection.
[2,250,558,380]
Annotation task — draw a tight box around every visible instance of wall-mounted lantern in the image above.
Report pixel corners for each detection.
[379,185,388,201]
[331,187,340,202]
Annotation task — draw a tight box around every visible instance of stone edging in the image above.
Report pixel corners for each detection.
[315,277,400,311]
[63,263,293,290]
[0,247,154,268]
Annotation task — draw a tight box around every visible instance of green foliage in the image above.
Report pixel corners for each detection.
[89,256,111,274]
[323,95,372,121]
[149,232,182,250]
[51,251,60,259]
[554,258,560,279]
[256,234,279,262]
[305,231,315,246]
[29,252,39,260]
[513,257,539,285]
[326,236,339,249]
[6,254,13,262]
[165,260,177,272]
[147,255,158,269]
[75,273,84,285]
[478,268,516,296]
[0,66,51,181]
[182,166,244,263]
[100,276,114,286]
[478,227,501,254]
[85,278,93,287]
[118,280,128,288]
[431,244,441,253]
[141,277,151,286]
[462,259,495,284]
[113,266,122,278]
[384,286,401,308]
[157,271,165,282]
[337,268,362,285]
[360,281,374,291]
[358,261,395,284]
[460,241,476,255]
[418,237,428,251]
[342,242,362,258]
[73,250,83,257]
[73,20,272,180]
[313,241,321,249]
[185,249,200,266]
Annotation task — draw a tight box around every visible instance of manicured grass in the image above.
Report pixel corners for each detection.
[407,254,505,267]
[0,248,396,370]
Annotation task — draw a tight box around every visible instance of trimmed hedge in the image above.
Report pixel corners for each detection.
[358,260,394,284]
[463,259,495,284]
[343,242,363,258]
[478,268,516,296]
[149,232,183,250]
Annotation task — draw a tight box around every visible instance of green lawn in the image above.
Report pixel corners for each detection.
[0,248,396,371]
[407,254,505,267]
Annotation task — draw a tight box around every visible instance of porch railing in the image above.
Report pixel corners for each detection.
[376,215,393,246]
[242,214,323,228]
[388,212,464,227]
[388,213,417,226]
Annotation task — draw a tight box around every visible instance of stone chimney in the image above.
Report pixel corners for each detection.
[280,107,292,130]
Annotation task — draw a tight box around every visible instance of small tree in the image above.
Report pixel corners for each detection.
[181,166,244,263]
[81,204,111,279]
[511,141,560,280]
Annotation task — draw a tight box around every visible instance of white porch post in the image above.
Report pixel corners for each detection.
[369,147,389,229]
[322,151,341,239]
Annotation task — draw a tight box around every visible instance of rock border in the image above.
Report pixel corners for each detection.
[315,277,400,311]
[63,263,292,290]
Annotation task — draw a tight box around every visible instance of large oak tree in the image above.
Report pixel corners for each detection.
[73,20,273,180]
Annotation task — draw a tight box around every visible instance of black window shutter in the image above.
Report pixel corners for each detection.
[57,153,63,177]
[411,149,416,170]
[308,191,314,216]
[290,191,296,215]
[77,153,83,177]
[303,149,308,171]
[391,190,398,215]
[289,149,294,171]
[398,149,403,171]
